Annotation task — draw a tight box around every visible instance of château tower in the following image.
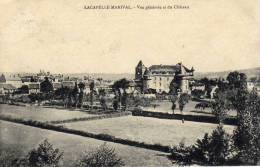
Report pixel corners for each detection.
[135,60,146,80]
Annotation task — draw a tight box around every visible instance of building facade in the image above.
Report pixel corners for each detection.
[135,60,194,94]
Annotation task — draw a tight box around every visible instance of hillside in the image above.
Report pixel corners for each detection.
[194,67,260,79]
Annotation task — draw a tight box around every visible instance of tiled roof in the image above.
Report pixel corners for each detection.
[0,83,16,90]
[149,65,179,70]
[148,65,180,74]
[62,81,75,88]
[53,82,62,89]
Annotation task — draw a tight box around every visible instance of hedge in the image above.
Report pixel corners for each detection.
[48,111,132,124]
[132,110,237,126]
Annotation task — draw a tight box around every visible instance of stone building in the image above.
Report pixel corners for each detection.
[134,60,194,94]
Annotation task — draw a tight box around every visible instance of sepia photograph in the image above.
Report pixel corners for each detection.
[0,0,260,166]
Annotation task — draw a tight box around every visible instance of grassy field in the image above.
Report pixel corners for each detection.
[143,100,237,116]
[0,120,172,167]
[63,115,235,146]
[0,104,99,122]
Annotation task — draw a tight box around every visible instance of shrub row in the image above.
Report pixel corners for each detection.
[42,105,115,115]
[132,110,237,125]
[48,111,132,124]
[1,102,26,107]
[0,115,171,153]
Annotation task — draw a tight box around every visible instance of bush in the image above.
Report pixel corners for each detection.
[191,89,205,99]
[74,143,124,167]
[211,91,232,123]
[170,139,193,166]
[201,125,231,165]
[170,125,232,165]
[26,139,63,167]
[233,90,260,165]
[195,102,211,110]
[127,96,155,108]
[178,93,190,112]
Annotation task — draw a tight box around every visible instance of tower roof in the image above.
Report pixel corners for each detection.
[137,60,145,67]
[0,74,6,83]
[143,68,151,76]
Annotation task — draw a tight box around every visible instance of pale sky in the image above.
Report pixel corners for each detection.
[0,0,260,74]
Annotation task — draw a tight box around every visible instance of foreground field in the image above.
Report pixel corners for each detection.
[63,116,235,146]
[0,104,98,122]
[0,120,172,167]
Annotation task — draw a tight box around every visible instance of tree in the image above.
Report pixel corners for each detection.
[211,91,231,124]
[226,72,249,116]
[100,96,107,111]
[121,91,128,111]
[112,78,130,110]
[99,89,107,111]
[26,139,63,167]
[40,77,53,94]
[227,71,247,90]
[169,77,181,95]
[112,96,119,111]
[233,90,260,165]
[78,82,85,107]
[18,85,29,94]
[74,143,124,167]
[89,81,95,109]
[178,93,190,123]
[72,82,79,108]
[207,126,231,165]
[178,94,190,110]
[171,125,231,166]
[193,125,231,165]
[170,95,178,114]
[54,87,71,106]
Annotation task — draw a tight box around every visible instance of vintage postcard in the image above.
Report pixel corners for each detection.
[0,0,260,166]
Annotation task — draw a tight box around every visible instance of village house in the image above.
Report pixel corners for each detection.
[28,83,40,94]
[0,83,16,95]
[53,82,62,90]
[191,82,206,91]
[134,60,194,94]
[5,75,23,89]
[61,81,76,89]
[247,81,255,92]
